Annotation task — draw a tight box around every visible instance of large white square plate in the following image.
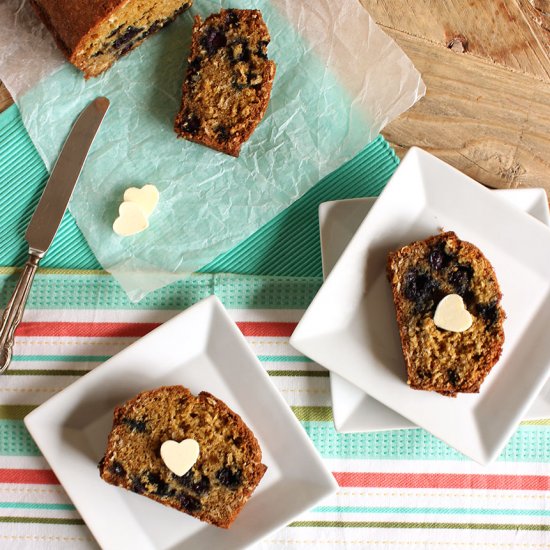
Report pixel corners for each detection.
[25,296,337,550]
[290,147,550,464]
[319,191,550,432]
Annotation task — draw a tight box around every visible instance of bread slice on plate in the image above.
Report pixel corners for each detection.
[387,231,505,397]
[99,385,267,528]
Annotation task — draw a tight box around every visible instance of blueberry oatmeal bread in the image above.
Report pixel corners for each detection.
[174,9,276,157]
[386,232,505,397]
[99,385,267,528]
[30,0,193,78]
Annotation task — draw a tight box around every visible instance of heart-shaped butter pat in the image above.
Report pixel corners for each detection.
[434,294,473,332]
[123,184,159,217]
[160,439,200,476]
[113,201,149,237]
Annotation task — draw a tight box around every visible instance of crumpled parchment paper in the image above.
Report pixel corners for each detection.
[0,0,425,301]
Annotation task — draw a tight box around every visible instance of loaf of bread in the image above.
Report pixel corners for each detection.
[99,385,267,528]
[30,0,193,78]
[174,9,276,157]
[386,232,505,396]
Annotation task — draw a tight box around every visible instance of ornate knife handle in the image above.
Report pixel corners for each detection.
[0,252,43,374]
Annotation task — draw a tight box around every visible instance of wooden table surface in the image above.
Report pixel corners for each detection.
[1,0,550,197]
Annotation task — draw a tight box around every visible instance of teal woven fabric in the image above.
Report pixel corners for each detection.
[202,138,397,276]
[0,104,398,275]
[0,105,100,269]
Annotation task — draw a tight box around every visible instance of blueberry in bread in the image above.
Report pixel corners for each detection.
[99,386,267,528]
[174,9,276,157]
[386,232,505,397]
[30,0,193,78]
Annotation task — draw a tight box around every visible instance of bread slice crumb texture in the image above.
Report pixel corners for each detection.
[99,385,267,528]
[386,232,505,397]
[174,9,276,156]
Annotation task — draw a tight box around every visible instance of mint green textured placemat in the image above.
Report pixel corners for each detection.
[0,104,398,275]
[0,105,99,270]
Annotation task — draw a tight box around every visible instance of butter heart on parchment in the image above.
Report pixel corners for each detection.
[123,184,159,217]
[112,202,149,237]
[433,294,473,333]
[160,439,200,476]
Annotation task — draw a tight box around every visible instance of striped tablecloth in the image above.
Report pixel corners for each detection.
[1,269,549,549]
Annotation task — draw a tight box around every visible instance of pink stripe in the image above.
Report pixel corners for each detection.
[237,322,296,337]
[16,322,159,338]
[333,472,550,491]
[6,470,545,490]
[0,469,59,485]
[15,321,296,338]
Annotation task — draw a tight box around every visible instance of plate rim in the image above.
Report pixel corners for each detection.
[318,191,550,433]
[25,295,338,549]
[291,146,550,463]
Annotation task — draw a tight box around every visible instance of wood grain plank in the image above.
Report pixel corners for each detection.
[362,0,550,82]
[0,83,13,113]
[381,27,550,193]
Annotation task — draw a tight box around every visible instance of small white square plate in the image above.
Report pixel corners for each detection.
[319,190,550,432]
[290,147,550,464]
[25,296,337,550]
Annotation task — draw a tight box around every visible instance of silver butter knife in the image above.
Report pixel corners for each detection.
[0,97,110,374]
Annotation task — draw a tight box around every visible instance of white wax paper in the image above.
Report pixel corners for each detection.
[0,0,425,301]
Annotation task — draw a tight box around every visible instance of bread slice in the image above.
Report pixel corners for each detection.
[386,232,505,397]
[30,0,193,78]
[99,385,266,528]
[174,9,276,157]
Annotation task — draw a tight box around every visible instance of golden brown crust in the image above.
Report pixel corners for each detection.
[30,0,193,78]
[31,0,120,54]
[174,9,276,157]
[386,232,505,397]
[99,385,266,528]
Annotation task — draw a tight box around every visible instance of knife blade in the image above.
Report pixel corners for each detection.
[0,97,110,374]
[26,96,110,254]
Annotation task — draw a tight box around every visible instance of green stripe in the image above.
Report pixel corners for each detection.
[258,355,313,363]
[7,370,90,376]
[0,405,36,420]
[0,502,76,511]
[5,368,327,378]
[522,419,550,426]
[292,407,333,422]
[0,516,84,525]
[313,506,550,516]
[13,355,110,362]
[289,521,550,530]
[268,370,329,377]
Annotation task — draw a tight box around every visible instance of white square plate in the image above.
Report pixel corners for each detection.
[290,147,550,464]
[25,296,337,550]
[319,191,550,432]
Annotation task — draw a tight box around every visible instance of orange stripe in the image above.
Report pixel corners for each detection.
[0,469,59,485]
[333,472,550,491]
[15,322,159,338]
[237,322,296,337]
[14,321,297,338]
[3,469,548,491]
